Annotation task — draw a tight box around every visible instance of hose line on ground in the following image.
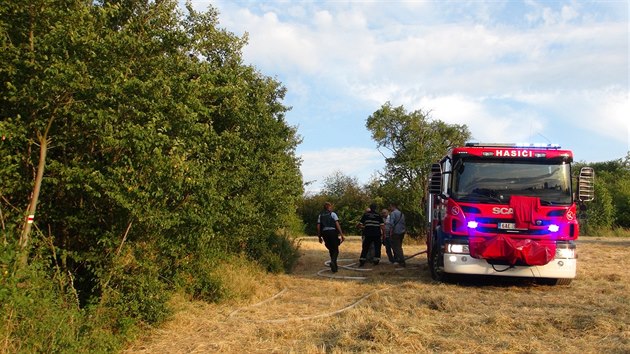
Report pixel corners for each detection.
[228,285,401,323]
[227,250,428,323]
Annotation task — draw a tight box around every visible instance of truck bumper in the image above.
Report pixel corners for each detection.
[443,253,576,279]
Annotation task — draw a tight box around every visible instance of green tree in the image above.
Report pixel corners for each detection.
[576,152,630,229]
[299,193,330,236]
[1,0,302,350]
[299,171,372,235]
[322,172,372,233]
[611,175,630,227]
[366,102,470,235]
[583,180,615,232]
[595,153,630,228]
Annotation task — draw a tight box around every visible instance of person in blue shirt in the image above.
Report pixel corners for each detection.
[381,208,395,263]
[388,202,406,267]
[317,202,345,272]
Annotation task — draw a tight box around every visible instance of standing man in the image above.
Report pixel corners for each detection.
[358,204,385,267]
[357,207,374,263]
[381,208,395,263]
[389,202,406,267]
[317,202,345,273]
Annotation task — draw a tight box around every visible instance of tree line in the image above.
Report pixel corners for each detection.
[1,0,302,351]
[300,104,630,237]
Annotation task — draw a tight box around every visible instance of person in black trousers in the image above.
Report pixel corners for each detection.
[358,204,385,266]
[317,202,345,272]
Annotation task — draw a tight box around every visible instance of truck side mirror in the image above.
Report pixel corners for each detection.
[578,167,595,202]
[428,163,442,195]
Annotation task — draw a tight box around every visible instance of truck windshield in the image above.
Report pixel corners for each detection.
[452,159,572,205]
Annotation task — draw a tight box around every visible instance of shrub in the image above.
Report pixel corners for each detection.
[247,232,301,273]
[101,255,171,325]
[582,180,614,234]
[1,245,83,353]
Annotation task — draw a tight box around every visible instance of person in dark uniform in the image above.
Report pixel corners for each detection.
[317,202,345,272]
[358,204,385,266]
[357,207,375,263]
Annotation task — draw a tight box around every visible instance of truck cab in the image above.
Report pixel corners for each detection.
[426,143,594,285]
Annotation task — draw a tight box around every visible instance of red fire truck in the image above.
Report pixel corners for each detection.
[426,143,594,285]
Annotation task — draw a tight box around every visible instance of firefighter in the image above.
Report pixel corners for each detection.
[357,207,375,263]
[389,202,406,267]
[358,204,385,267]
[317,202,345,273]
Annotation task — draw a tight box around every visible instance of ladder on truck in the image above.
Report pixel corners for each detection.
[578,167,595,202]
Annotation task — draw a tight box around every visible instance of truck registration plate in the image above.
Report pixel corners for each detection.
[498,222,516,230]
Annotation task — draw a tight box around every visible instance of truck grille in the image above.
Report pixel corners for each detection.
[476,227,548,236]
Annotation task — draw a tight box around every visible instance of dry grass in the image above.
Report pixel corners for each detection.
[124,236,630,353]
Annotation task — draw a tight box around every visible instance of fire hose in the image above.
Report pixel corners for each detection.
[316,250,428,280]
[227,251,428,322]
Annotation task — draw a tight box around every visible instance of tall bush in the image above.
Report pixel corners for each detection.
[582,180,615,234]
[1,0,302,350]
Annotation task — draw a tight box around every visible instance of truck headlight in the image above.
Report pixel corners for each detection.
[446,243,469,254]
[555,247,576,259]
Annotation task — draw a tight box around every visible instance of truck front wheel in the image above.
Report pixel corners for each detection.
[429,235,449,282]
[539,278,573,286]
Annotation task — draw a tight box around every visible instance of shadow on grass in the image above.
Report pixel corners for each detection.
[446,274,557,288]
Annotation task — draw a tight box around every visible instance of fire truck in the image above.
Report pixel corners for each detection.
[426,143,594,285]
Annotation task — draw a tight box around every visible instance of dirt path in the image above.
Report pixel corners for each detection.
[125,237,630,353]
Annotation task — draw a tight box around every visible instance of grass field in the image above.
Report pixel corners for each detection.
[125,236,630,353]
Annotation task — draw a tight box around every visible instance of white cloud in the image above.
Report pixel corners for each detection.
[227,8,322,75]
[226,2,625,94]
[598,91,630,146]
[300,147,383,192]
[200,0,628,167]
[512,88,629,144]
[525,1,582,26]
[415,94,546,143]
[314,10,333,28]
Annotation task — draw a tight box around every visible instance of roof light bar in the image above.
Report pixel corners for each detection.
[465,142,561,149]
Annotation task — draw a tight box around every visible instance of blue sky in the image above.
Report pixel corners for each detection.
[190,0,629,192]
